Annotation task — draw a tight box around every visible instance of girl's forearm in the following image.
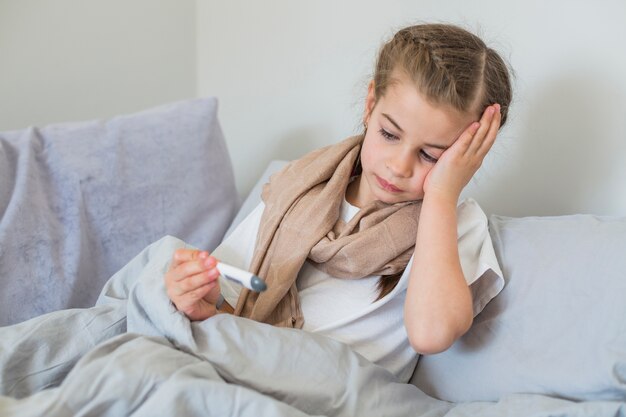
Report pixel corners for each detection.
[404,192,473,354]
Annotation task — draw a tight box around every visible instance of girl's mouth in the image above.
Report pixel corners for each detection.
[375,175,402,193]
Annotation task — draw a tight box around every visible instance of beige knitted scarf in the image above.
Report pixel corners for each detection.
[233,135,421,328]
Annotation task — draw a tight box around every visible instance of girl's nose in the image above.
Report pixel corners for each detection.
[387,153,413,178]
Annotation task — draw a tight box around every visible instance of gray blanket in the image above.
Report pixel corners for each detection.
[1,236,624,416]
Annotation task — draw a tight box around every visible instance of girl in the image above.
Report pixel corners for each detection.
[165,23,512,382]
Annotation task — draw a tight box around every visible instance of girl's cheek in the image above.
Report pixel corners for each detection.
[360,141,378,170]
[413,168,431,191]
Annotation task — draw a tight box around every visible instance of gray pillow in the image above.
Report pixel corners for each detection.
[410,214,626,402]
[0,97,239,326]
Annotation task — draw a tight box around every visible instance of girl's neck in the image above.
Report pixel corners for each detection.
[345,175,363,208]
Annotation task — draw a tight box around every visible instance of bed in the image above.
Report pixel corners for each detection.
[0,97,624,416]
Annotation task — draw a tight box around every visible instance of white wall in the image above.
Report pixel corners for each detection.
[197,0,626,217]
[3,1,625,217]
[0,0,196,131]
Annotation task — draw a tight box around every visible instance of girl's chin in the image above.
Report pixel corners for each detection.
[373,191,405,204]
[376,190,423,204]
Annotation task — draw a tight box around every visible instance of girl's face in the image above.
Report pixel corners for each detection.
[351,73,477,206]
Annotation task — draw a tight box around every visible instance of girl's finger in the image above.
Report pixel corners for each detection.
[466,105,496,155]
[177,268,220,294]
[454,121,481,154]
[170,261,206,283]
[172,283,217,315]
[179,282,217,305]
[171,255,217,282]
[477,104,502,155]
[170,248,209,269]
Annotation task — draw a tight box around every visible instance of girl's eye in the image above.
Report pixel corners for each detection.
[420,150,438,164]
[378,128,398,141]
[378,127,438,163]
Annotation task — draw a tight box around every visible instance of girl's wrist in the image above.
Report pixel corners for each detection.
[423,188,459,208]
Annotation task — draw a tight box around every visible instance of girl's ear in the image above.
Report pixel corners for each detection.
[363,80,376,125]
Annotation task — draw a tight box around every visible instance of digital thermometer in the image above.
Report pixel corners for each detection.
[217,262,267,292]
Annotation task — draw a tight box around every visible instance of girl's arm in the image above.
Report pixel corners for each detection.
[404,192,473,354]
[404,104,501,355]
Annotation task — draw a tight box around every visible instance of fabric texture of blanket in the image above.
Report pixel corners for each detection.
[0,236,624,416]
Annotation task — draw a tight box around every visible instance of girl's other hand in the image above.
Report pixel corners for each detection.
[423,104,501,202]
[164,248,222,321]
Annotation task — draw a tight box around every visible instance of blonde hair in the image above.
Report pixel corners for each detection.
[373,23,513,300]
[372,23,512,125]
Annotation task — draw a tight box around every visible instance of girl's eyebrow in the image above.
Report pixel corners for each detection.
[382,113,449,150]
[424,142,449,150]
[382,113,404,133]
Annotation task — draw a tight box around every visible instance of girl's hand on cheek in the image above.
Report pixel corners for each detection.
[423,104,501,202]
